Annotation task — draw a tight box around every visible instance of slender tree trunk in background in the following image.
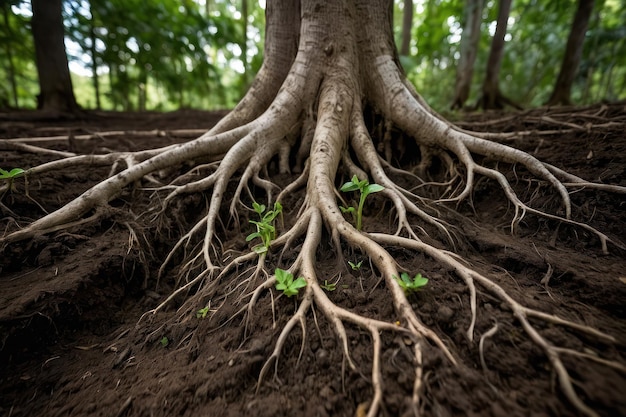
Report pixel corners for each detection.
[479,0,520,109]
[240,0,249,96]
[2,4,19,108]
[546,0,594,106]
[581,5,600,103]
[138,72,147,111]
[451,0,483,109]
[31,0,79,112]
[89,4,101,110]
[400,0,413,56]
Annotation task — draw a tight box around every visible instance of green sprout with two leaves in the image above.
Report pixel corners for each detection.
[394,272,429,295]
[274,268,307,297]
[246,201,282,254]
[340,175,384,231]
[196,306,210,319]
[0,168,25,193]
[320,280,336,292]
[348,260,363,271]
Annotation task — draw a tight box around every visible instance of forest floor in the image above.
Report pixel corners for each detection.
[0,104,625,417]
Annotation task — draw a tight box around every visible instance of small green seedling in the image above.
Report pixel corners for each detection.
[160,336,169,347]
[340,175,384,230]
[394,272,429,294]
[321,280,336,292]
[275,268,307,297]
[196,306,210,319]
[348,260,363,271]
[246,201,282,254]
[0,168,25,192]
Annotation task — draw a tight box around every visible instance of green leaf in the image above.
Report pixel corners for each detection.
[246,232,261,242]
[196,306,210,318]
[365,184,384,194]
[160,337,169,347]
[340,206,355,214]
[282,287,299,297]
[292,276,307,289]
[348,260,362,270]
[252,201,265,215]
[275,268,289,284]
[253,245,268,254]
[413,274,429,287]
[9,168,24,177]
[340,181,360,192]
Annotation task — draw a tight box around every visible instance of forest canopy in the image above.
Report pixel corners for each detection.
[1,0,625,111]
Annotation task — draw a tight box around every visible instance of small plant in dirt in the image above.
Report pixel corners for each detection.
[246,201,282,254]
[274,268,307,297]
[196,306,210,319]
[348,260,363,271]
[340,175,384,231]
[160,336,169,347]
[394,272,429,294]
[0,167,25,193]
[321,279,337,292]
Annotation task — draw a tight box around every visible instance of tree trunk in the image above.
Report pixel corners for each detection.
[400,0,413,56]
[89,3,101,110]
[31,0,79,113]
[2,3,19,108]
[451,0,483,110]
[478,0,520,109]
[239,0,250,96]
[546,0,594,106]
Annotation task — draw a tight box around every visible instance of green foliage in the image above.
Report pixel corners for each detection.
[340,175,384,231]
[160,336,169,347]
[4,0,626,110]
[246,201,282,254]
[274,268,307,297]
[0,167,25,194]
[348,260,363,271]
[196,306,210,319]
[394,272,429,295]
[321,280,336,292]
[0,168,25,180]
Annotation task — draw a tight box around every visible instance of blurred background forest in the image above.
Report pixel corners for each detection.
[1,0,625,113]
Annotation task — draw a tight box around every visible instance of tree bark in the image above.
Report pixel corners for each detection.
[2,3,19,108]
[478,0,520,109]
[546,0,594,106]
[89,3,101,110]
[451,0,483,110]
[31,0,79,112]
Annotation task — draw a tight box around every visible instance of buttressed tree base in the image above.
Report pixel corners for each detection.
[2,2,625,417]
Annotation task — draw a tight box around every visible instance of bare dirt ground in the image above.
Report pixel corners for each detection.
[0,104,625,417]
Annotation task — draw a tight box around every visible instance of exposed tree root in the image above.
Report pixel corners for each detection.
[2,5,626,417]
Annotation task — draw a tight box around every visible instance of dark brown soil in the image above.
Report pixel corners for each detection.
[1,105,625,417]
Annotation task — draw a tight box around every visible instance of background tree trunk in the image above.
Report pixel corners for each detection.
[400,0,413,56]
[2,3,19,108]
[89,3,101,110]
[31,0,78,112]
[546,0,595,106]
[479,0,519,109]
[451,0,483,110]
